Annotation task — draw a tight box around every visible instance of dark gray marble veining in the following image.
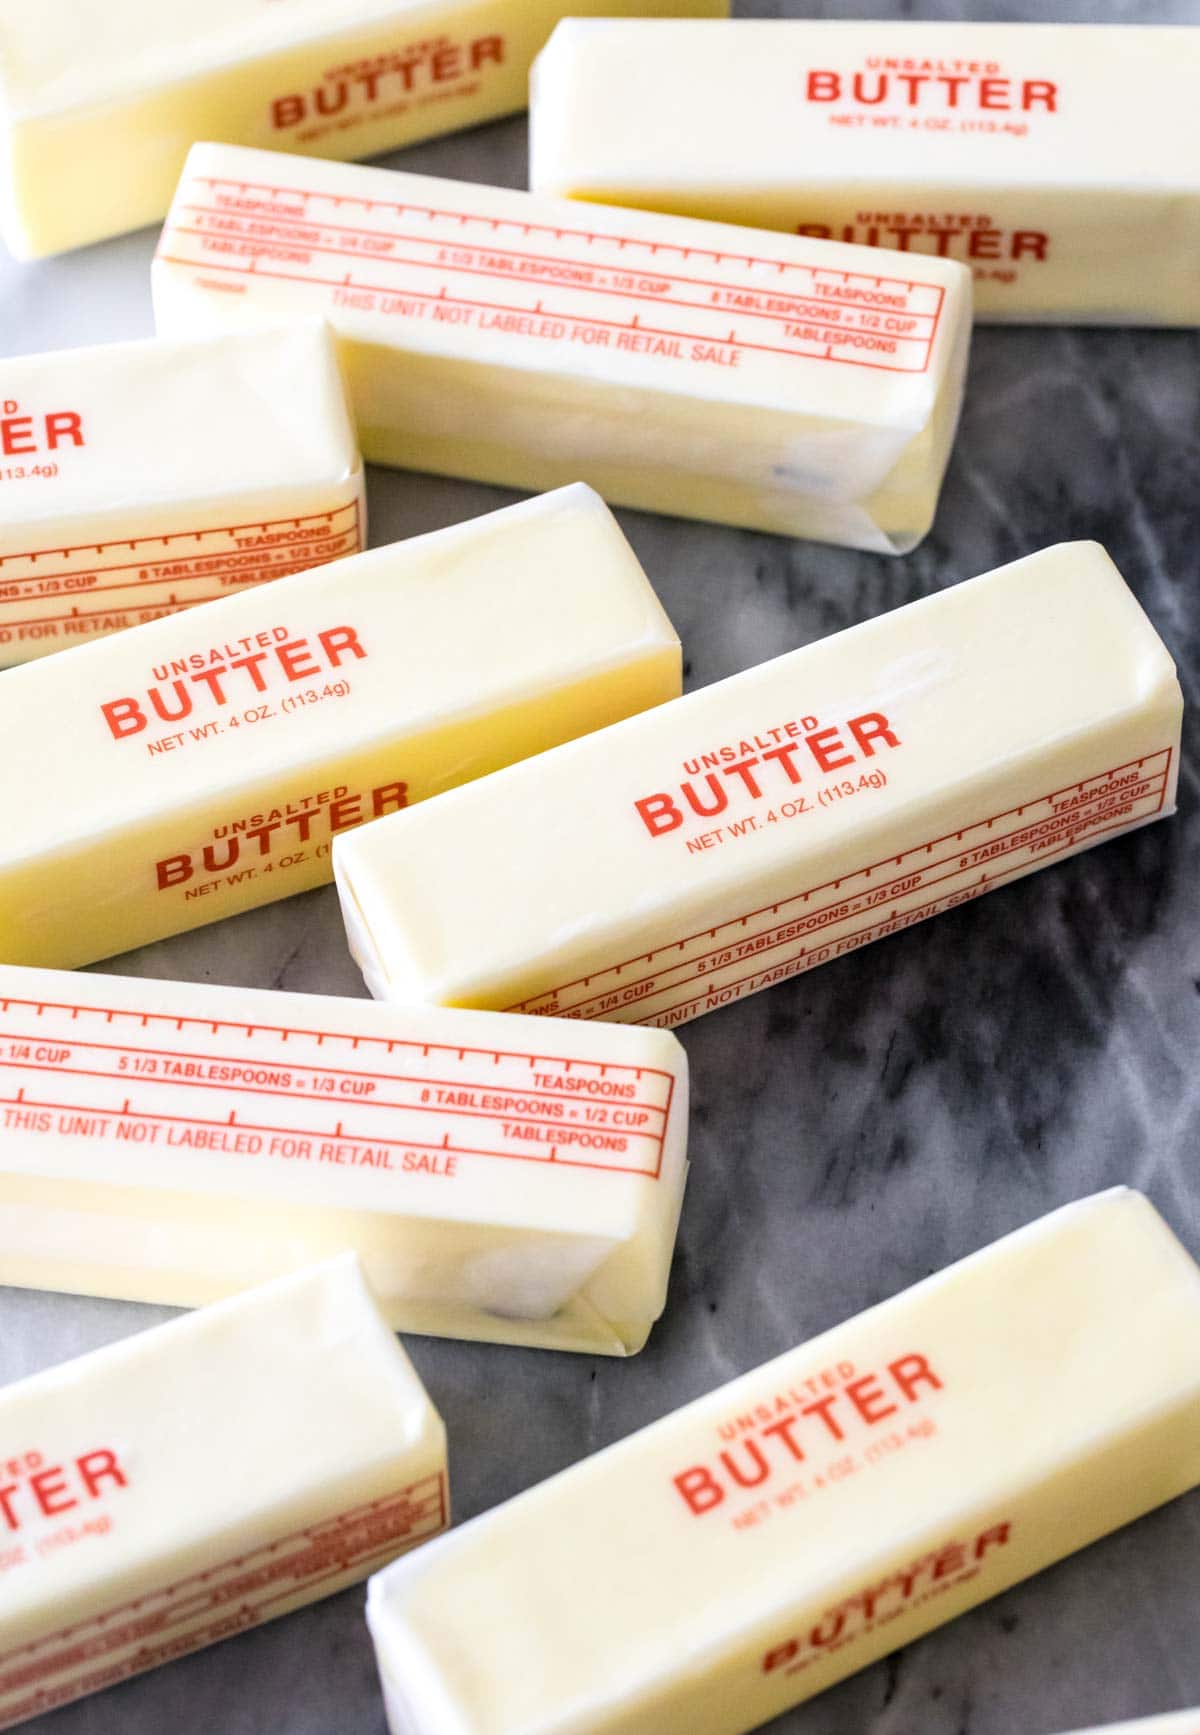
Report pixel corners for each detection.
[2,2,1199,1731]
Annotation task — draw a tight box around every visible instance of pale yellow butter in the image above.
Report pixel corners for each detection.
[0,1255,446,1731]
[0,325,363,667]
[335,541,1181,1027]
[0,962,688,1355]
[153,142,972,552]
[0,484,680,969]
[530,19,1200,325]
[367,1190,1200,1735]
[0,0,727,259]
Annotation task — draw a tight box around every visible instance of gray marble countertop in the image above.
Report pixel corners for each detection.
[3,2,1200,1732]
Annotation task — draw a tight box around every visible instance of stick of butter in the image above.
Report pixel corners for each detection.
[367,1190,1200,1735]
[0,325,363,668]
[152,142,972,553]
[0,0,727,259]
[334,541,1181,1027]
[529,19,1200,325]
[0,483,679,970]
[0,962,688,1356]
[0,1255,446,1731]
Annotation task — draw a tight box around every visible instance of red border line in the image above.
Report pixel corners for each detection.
[183,196,945,315]
[0,1473,446,1668]
[0,565,344,633]
[0,532,357,609]
[0,1050,668,1152]
[534,772,1168,1017]
[195,176,951,295]
[0,1089,663,1179]
[507,749,1173,1011]
[645,804,1166,1026]
[160,249,935,377]
[176,204,942,337]
[0,498,361,572]
[1,1528,420,1723]
[0,995,675,1083]
[0,1030,669,1120]
[0,1473,447,1725]
[0,1508,445,1696]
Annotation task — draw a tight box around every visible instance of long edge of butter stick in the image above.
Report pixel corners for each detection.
[0,1,728,258]
[529,18,1200,326]
[0,962,688,1355]
[332,539,1182,1027]
[364,1189,1200,1735]
[0,1254,446,1730]
[0,482,681,968]
[152,140,972,553]
[0,324,365,667]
